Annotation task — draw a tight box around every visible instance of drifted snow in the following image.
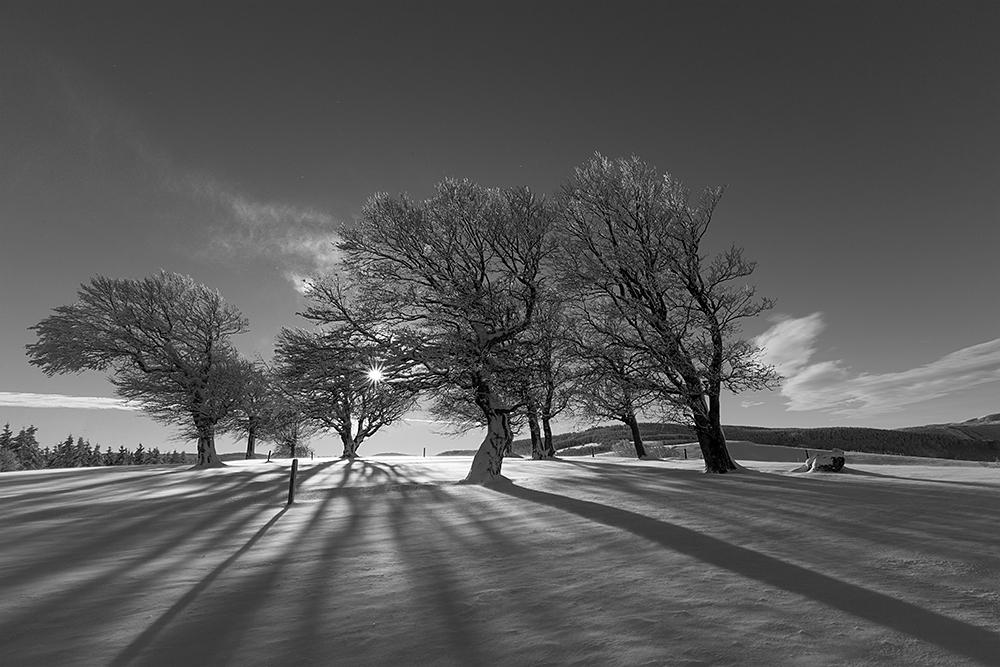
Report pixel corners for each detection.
[1,456,998,666]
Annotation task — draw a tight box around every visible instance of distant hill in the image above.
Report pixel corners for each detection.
[897,413,1000,442]
[511,417,1000,462]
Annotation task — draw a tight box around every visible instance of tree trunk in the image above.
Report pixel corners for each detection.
[691,394,737,473]
[625,412,647,459]
[340,432,360,459]
[194,421,224,468]
[527,400,544,459]
[464,382,513,484]
[541,414,557,458]
[465,409,512,483]
[244,419,257,460]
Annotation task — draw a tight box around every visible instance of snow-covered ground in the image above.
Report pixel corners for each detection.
[1,455,998,666]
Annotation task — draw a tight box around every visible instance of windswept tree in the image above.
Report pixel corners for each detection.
[558,155,780,472]
[220,358,279,459]
[304,179,555,483]
[265,402,319,459]
[274,326,421,459]
[26,272,249,467]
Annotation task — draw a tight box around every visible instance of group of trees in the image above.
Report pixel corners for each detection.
[292,154,779,481]
[24,273,337,467]
[26,154,780,482]
[0,423,189,472]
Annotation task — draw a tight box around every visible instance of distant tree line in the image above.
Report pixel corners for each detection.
[0,423,191,472]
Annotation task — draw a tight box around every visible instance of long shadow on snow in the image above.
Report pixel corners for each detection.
[490,481,1000,666]
[553,461,1000,578]
[578,459,998,527]
[0,461,339,665]
[287,460,543,666]
[112,458,412,666]
[108,505,292,667]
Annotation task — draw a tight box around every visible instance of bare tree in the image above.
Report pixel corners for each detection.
[304,179,555,483]
[512,292,576,459]
[567,303,660,459]
[558,155,780,472]
[26,272,248,467]
[265,402,319,459]
[220,358,280,459]
[274,327,420,459]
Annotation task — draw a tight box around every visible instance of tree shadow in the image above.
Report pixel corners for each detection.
[108,506,291,667]
[489,481,1000,666]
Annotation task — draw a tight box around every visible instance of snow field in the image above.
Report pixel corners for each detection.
[1,456,998,666]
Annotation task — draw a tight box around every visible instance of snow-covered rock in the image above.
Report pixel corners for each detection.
[808,448,846,472]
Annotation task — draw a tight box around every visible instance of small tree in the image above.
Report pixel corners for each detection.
[26,272,249,467]
[264,401,319,459]
[558,155,780,472]
[274,326,420,459]
[220,358,279,460]
[566,301,660,459]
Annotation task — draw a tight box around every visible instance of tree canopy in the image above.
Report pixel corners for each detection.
[557,154,780,471]
[273,325,421,459]
[26,271,248,467]
[302,179,556,482]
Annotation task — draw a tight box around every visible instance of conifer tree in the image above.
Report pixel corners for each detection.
[0,423,21,472]
[116,446,132,466]
[13,427,43,470]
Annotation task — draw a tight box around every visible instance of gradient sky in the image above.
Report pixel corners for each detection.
[1,0,997,457]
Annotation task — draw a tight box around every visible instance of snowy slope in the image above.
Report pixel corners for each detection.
[1,457,998,666]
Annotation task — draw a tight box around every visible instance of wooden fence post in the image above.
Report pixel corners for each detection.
[287,458,299,505]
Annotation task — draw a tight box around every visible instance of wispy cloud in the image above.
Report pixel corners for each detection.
[740,400,764,408]
[39,53,343,289]
[182,172,344,286]
[755,313,1000,417]
[0,392,137,410]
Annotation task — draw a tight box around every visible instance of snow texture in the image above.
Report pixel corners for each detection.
[1,455,998,666]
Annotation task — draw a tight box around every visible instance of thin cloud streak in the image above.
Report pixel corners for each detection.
[45,54,343,289]
[756,314,1000,418]
[172,165,344,287]
[0,392,137,410]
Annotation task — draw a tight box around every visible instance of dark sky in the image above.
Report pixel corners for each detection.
[1,0,997,455]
